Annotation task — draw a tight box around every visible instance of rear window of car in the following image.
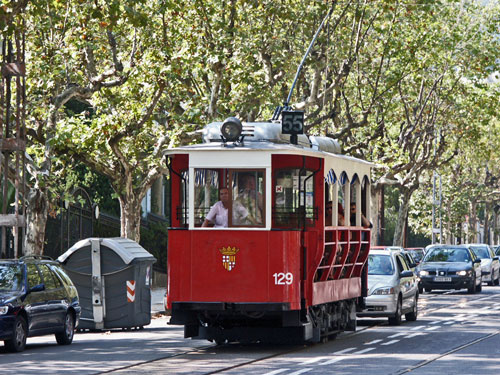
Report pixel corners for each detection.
[0,264,23,291]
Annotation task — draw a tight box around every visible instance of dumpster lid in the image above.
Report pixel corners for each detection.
[58,238,156,265]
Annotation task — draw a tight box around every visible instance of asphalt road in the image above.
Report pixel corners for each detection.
[2,286,499,375]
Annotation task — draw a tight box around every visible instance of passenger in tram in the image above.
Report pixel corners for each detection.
[325,202,345,226]
[349,202,372,228]
[325,201,333,226]
[234,174,263,225]
[338,203,345,226]
[202,188,249,228]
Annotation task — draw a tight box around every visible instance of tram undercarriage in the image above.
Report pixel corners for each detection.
[170,298,359,344]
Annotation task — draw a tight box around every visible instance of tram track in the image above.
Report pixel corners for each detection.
[395,329,500,375]
[98,290,500,374]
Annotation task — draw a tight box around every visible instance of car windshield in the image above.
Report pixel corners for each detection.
[470,246,490,259]
[408,250,424,263]
[424,248,470,263]
[0,264,23,292]
[368,254,395,276]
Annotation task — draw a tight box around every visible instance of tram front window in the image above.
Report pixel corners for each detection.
[231,171,264,227]
[194,168,265,228]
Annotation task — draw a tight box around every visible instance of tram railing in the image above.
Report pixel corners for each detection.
[315,227,370,282]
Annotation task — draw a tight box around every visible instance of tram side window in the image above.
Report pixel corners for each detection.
[274,169,315,228]
[179,170,189,227]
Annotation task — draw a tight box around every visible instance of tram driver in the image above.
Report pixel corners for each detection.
[202,188,250,228]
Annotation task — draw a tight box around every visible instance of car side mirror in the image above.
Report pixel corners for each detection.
[473,259,481,264]
[400,270,414,278]
[28,283,45,293]
[493,256,499,261]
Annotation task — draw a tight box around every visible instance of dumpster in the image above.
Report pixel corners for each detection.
[58,238,156,330]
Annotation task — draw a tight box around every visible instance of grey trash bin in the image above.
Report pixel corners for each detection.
[58,238,156,330]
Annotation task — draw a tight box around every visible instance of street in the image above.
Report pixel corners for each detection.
[1,286,499,375]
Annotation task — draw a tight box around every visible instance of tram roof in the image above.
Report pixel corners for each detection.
[164,141,373,177]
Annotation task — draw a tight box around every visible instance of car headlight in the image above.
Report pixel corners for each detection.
[0,306,9,315]
[457,270,468,276]
[419,270,429,276]
[372,287,395,295]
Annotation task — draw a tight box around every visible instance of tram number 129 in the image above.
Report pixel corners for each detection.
[273,272,293,285]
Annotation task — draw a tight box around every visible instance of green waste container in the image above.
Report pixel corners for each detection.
[58,238,156,330]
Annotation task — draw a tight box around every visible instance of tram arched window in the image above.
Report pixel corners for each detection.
[273,169,315,229]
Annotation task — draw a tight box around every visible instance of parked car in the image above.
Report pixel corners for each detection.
[357,248,419,325]
[404,247,426,265]
[417,245,482,294]
[495,246,500,257]
[468,244,500,286]
[0,256,81,352]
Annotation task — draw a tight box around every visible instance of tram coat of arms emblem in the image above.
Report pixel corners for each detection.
[219,246,240,271]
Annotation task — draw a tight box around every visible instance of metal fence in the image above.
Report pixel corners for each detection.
[2,187,168,273]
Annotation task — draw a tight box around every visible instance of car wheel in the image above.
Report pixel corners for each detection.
[56,312,75,345]
[494,272,500,286]
[418,285,423,294]
[388,296,402,326]
[476,280,482,293]
[405,295,418,322]
[488,272,494,286]
[5,315,27,352]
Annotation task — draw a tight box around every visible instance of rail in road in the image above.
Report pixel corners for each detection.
[2,288,500,375]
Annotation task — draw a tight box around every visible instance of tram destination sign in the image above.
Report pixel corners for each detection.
[281,110,304,135]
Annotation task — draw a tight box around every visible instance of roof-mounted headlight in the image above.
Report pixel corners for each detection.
[221,117,242,142]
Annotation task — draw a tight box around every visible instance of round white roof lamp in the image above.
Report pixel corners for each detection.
[221,117,242,142]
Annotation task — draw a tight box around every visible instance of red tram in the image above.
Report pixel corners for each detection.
[165,118,372,344]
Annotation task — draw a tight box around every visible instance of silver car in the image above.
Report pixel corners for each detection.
[358,249,419,325]
[469,244,500,286]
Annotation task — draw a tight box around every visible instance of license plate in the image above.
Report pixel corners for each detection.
[434,277,452,282]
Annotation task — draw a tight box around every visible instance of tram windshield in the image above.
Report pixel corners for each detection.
[194,168,265,228]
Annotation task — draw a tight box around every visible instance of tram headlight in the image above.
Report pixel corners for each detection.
[221,117,242,142]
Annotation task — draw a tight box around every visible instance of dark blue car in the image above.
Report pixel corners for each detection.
[0,256,81,352]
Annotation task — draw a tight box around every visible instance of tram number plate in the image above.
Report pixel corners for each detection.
[434,276,451,282]
[273,272,293,285]
[281,111,304,135]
